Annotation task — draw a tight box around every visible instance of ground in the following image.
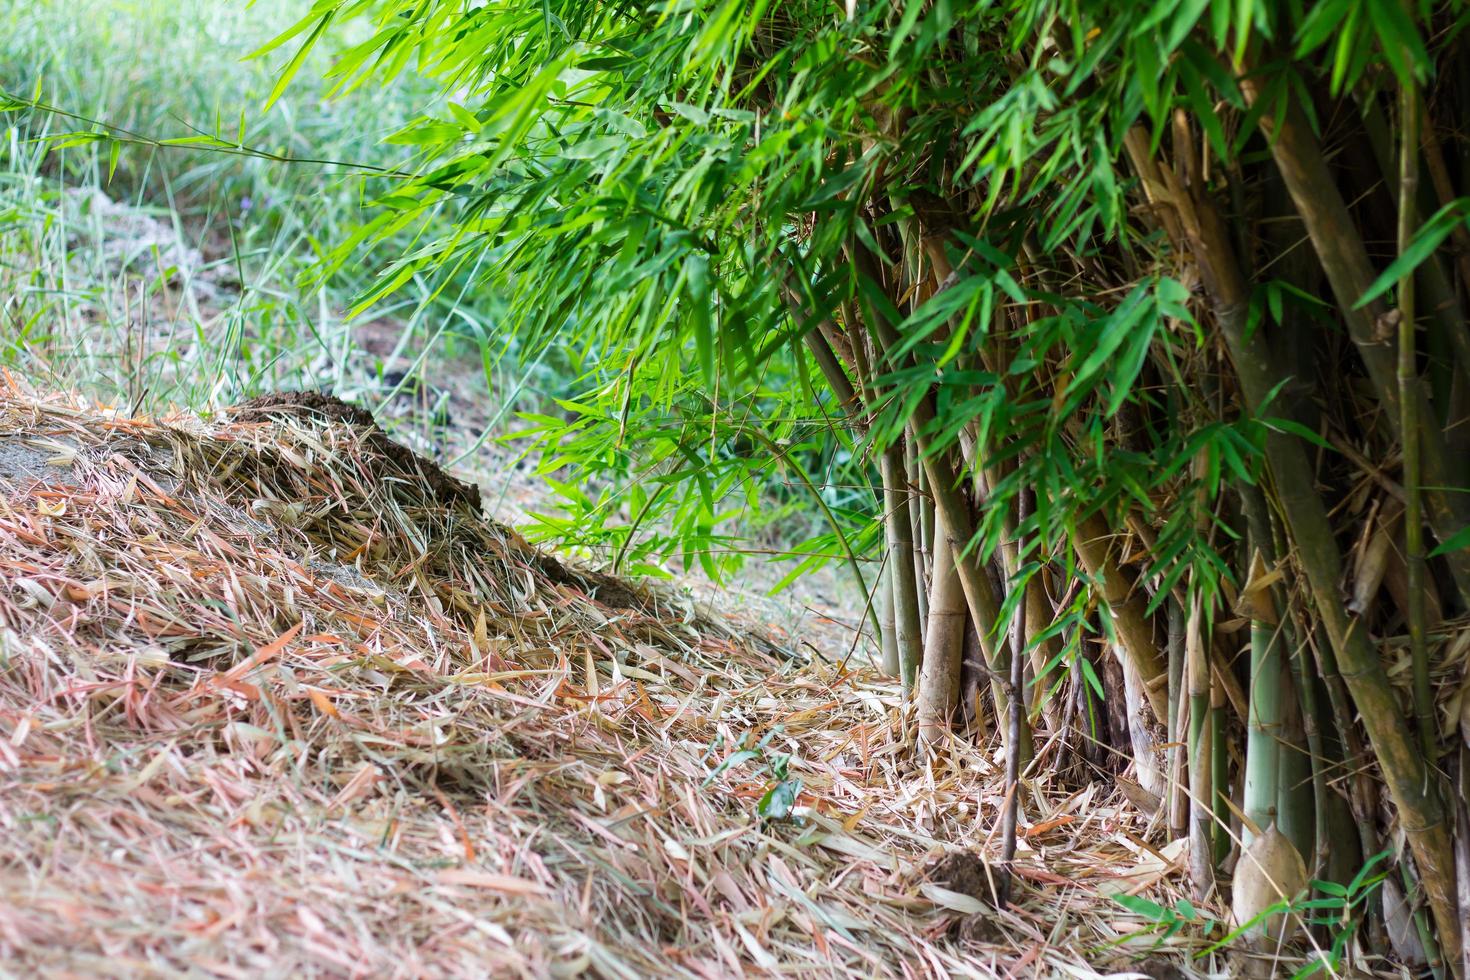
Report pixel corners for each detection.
[0,382,1212,978]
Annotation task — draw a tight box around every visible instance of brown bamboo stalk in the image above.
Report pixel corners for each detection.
[933,228,1158,736]
[1186,599,1215,900]
[1072,513,1169,720]
[1025,574,1063,731]
[855,245,1027,752]
[998,489,1032,907]
[916,523,967,744]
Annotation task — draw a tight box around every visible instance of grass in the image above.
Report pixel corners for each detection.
[0,0,462,411]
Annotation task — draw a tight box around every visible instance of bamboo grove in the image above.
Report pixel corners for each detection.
[270,0,1470,970]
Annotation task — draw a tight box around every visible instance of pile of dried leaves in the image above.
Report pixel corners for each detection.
[0,377,1210,977]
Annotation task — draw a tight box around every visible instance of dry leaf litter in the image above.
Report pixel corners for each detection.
[0,376,1225,977]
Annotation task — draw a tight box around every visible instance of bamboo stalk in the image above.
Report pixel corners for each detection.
[905,434,930,634]
[931,230,1161,742]
[1072,513,1169,720]
[854,252,1002,654]
[1124,128,1463,966]
[1356,92,1470,397]
[1168,597,1188,837]
[916,523,966,744]
[881,446,923,692]
[1237,72,1470,609]
[1286,619,1328,878]
[1210,669,1229,864]
[1455,752,1470,980]
[1239,482,1321,866]
[1419,103,1470,349]
[1025,574,1063,731]
[917,451,935,580]
[863,289,1037,759]
[1243,548,1283,846]
[878,558,899,677]
[1396,77,1436,760]
[998,489,1031,908]
[1275,667,1316,868]
[1186,599,1215,900]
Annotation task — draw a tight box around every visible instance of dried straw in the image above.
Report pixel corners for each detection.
[0,376,1219,977]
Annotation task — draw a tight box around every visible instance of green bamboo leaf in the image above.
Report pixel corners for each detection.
[1355,200,1470,308]
[1429,524,1470,558]
[1365,0,1429,85]
[757,778,802,820]
[263,13,334,111]
[1261,416,1333,450]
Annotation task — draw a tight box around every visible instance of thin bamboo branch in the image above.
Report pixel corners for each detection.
[998,489,1032,908]
[1396,78,1435,759]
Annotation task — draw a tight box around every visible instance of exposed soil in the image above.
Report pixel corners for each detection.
[923,850,999,905]
[0,440,72,489]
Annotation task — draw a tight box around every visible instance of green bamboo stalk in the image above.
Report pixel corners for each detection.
[881,446,923,692]
[1356,92,1470,399]
[1396,76,1436,761]
[1243,550,1283,846]
[878,558,899,677]
[1210,677,1229,864]
[1276,671,1316,867]
[1240,481,1322,869]
[908,436,931,632]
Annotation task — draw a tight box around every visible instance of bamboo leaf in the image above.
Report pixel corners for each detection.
[1355,199,1470,308]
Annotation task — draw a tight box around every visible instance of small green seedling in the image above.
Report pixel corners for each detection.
[701,727,804,822]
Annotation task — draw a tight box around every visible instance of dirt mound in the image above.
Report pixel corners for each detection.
[231,390,482,510]
[0,378,1202,977]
